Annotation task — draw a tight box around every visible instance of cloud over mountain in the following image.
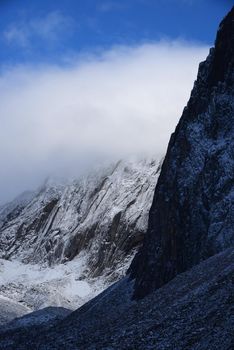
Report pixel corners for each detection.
[0,41,208,203]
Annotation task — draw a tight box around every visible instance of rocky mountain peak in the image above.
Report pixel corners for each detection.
[209,6,234,86]
[130,6,234,299]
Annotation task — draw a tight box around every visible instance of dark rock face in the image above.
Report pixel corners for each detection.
[130,7,234,298]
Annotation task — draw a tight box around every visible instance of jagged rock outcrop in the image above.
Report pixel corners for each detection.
[0,158,161,279]
[130,7,234,298]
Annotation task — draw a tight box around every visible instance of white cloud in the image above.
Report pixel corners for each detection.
[0,41,208,203]
[3,11,74,47]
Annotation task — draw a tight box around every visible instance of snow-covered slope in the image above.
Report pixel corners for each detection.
[0,296,30,326]
[0,157,161,313]
[0,256,106,311]
[0,158,161,272]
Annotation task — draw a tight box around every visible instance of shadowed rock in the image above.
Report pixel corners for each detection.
[130,6,234,299]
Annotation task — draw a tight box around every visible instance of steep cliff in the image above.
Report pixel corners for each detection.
[130,7,234,298]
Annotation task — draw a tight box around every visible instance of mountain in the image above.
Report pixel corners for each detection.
[0,157,161,312]
[130,6,234,298]
[0,7,233,350]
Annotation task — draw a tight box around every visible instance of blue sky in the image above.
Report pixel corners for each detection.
[0,0,232,66]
